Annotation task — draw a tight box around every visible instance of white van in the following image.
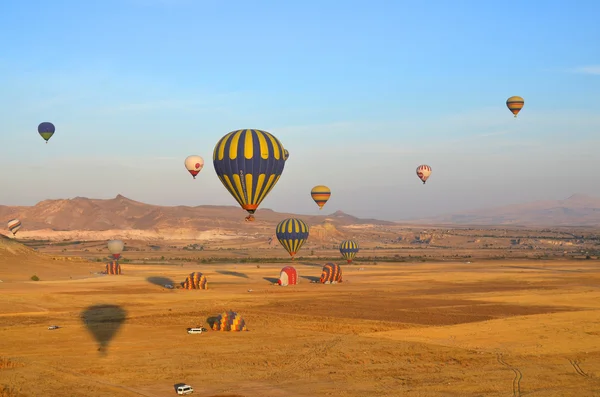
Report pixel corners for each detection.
[176,384,193,394]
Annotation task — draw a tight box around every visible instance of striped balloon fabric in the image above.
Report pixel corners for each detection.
[105,261,122,275]
[339,240,359,263]
[181,272,208,290]
[213,129,286,221]
[506,96,525,118]
[7,219,22,236]
[211,311,248,331]
[320,263,342,284]
[310,185,331,209]
[275,218,309,259]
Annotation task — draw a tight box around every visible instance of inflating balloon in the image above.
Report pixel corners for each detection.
[275,218,309,260]
[184,155,204,179]
[213,129,286,221]
[38,122,55,144]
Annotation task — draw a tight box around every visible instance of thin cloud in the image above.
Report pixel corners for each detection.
[571,65,600,75]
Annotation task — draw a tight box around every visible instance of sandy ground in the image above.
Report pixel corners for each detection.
[1,259,600,396]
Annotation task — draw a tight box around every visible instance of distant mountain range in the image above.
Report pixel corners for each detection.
[408,194,600,227]
[0,194,393,233]
[1,194,599,240]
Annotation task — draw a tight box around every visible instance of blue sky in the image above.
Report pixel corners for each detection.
[0,0,599,220]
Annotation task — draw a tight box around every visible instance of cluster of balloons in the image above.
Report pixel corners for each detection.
[10,98,524,260]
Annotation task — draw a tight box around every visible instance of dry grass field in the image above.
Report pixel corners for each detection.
[2,253,600,396]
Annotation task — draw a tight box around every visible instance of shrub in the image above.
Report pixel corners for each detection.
[30,275,39,281]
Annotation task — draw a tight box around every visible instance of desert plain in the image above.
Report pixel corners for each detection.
[2,195,600,396]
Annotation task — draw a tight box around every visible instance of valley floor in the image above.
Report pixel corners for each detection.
[2,260,600,396]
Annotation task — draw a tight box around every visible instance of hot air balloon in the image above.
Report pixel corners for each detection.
[283,149,289,161]
[310,185,331,210]
[416,165,432,184]
[275,218,309,260]
[184,155,204,179]
[107,240,124,260]
[213,129,286,221]
[506,96,524,118]
[340,240,359,263]
[7,219,21,236]
[38,122,55,144]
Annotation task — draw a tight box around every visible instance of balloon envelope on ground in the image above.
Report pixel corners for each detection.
[105,261,122,275]
[320,263,342,284]
[211,311,248,331]
[278,266,297,286]
[181,272,208,289]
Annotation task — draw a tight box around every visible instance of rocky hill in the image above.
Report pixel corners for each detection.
[0,234,95,282]
[409,194,600,227]
[0,195,393,241]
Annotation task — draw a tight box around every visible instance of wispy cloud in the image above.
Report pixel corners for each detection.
[571,65,600,75]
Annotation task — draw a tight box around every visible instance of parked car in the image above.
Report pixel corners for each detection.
[186,327,207,334]
[48,325,60,330]
[164,284,174,289]
[176,384,194,394]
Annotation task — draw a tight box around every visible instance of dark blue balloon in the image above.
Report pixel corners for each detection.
[37,122,55,133]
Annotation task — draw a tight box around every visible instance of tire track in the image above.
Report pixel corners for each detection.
[569,359,590,378]
[497,354,522,397]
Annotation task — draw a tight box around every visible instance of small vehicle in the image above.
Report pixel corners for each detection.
[186,327,207,334]
[48,325,60,330]
[164,284,174,289]
[176,384,194,394]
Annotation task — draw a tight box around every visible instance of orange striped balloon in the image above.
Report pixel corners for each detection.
[310,185,331,210]
[506,96,524,118]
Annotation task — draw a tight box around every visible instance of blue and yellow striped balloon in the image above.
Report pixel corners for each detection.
[340,240,359,263]
[276,218,309,260]
[213,129,286,221]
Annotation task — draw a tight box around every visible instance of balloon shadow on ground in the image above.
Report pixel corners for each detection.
[215,270,249,278]
[300,275,320,283]
[263,277,279,284]
[146,276,176,288]
[298,262,324,268]
[80,304,127,356]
